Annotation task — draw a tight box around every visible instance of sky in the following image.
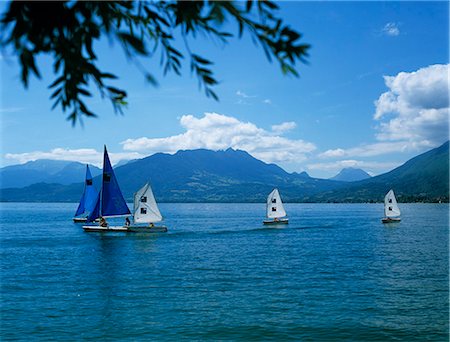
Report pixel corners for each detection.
[1,1,449,178]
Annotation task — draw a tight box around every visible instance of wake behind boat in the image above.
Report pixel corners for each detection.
[263,188,289,225]
[126,182,167,233]
[382,189,401,223]
[83,146,131,232]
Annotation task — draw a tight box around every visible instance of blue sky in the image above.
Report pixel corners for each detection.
[1,1,448,178]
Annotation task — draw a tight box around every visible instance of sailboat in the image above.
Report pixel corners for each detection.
[127,183,168,233]
[73,165,98,223]
[382,189,401,223]
[83,146,131,232]
[263,188,289,225]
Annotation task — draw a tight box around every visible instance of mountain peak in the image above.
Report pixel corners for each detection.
[330,167,371,182]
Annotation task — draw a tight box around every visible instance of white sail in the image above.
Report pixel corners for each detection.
[133,183,162,223]
[384,189,401,218]
[266,188,287,219]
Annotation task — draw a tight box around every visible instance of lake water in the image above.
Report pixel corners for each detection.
[1,203,448,340]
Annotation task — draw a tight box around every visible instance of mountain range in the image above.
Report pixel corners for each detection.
[0,142,448,203]
[0,160,101,188]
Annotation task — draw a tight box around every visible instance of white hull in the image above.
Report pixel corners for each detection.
[82,225,167,233]
[263,218,289,225]
[83,225,128,232]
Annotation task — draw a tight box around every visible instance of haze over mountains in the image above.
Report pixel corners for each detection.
[0,141,448,203]
[0,160,101,188]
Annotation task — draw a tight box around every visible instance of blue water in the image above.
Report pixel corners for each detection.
[1,203,448,340]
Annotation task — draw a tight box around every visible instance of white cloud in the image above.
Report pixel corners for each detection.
[263,99,272,105]
[320,64,449,160]
[319,140,434,159]
[383,22,400,36]
[374,64,449,145]
[121,112,316,163]
[271,121,297,133]
[307,160,400,174]
[319,148,346,158]
[4,148,144,167]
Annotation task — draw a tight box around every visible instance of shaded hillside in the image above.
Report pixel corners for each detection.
[0,149,344,202]
[112,148,344,202]
[1,144,447,203]
[313,141,449,202]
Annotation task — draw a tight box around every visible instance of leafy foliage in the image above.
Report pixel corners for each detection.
[0,1,310,124]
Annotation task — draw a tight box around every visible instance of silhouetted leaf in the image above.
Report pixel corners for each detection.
[0,0,309,124]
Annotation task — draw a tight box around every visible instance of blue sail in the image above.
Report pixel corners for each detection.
[101,146,130,217]
[75,165,98,217]
[86,192,101,222]
[74,190,86,217]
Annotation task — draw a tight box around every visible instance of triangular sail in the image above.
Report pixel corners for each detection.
[133,183,162,223]
[87,192,100,222]
[101,146,131,218]
[266,188,287,219]
[75,165,98,217]
[384,189,401,217]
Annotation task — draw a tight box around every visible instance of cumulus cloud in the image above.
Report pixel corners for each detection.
[121,112,316,163]
[374,64,449,145]
[382,22,400,36]
[320,64,449,160]
[5,148,144,167]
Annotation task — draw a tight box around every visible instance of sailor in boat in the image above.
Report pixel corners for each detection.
[124,217,130,227]
[99,217,108,227]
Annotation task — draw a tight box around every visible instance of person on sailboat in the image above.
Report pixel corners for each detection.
[125,217,130,226]
[100,217,108,227]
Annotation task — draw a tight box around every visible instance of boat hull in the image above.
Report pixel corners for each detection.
[263,218,289,225]
[381,217,401,223]
[82,225,128,232]
[74,217,99,223]
[82,225,168,233]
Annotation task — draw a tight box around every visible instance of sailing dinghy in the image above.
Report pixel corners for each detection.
[83,146,131,232]
[263,188,289,225]
[73,165,98,223]
[127,183,167,233]
[382,189,401,223]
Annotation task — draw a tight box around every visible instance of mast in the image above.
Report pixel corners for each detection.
[100,145,130,218]
[86,146,130,222]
